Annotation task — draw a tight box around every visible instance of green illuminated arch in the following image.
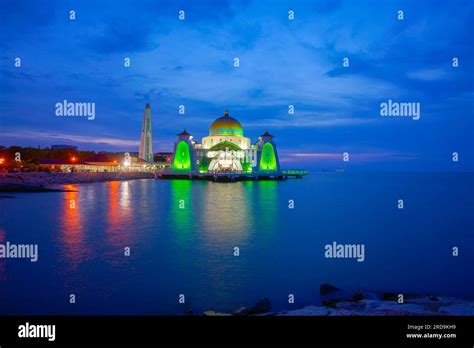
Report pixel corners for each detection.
[242,161,252,173]
[198,156,211,173]
[209,141,242,151]
[259,142,277,172]
[173,141,191,171]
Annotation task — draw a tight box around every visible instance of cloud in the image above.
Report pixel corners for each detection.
[286,151,418,163]
[85,18,159,54]
[289,153,342,158]
[1,0,473,171]
[244,114,376,128]
[0,0,58,45]
[309,0,342,14]
[78,0,250,54]
[406,68,449,81]
[2,129,139,148]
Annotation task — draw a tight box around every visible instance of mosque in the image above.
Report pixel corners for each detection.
[171,110,281,174]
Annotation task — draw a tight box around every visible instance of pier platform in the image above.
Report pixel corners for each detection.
[155,169,308,182]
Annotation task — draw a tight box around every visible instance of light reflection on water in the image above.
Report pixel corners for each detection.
[0,173,473,315]
[60,186,88,271]
[105,181,134,262]
[0,227,5,281]
[201,181,254,244]
[170,180,194,240]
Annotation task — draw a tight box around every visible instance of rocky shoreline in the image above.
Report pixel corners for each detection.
[203,284,474,316]
[0,172,154,192]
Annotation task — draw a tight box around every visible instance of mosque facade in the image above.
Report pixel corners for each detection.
[171,111,280,174]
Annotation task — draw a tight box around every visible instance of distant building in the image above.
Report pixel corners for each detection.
[154,152,172,163]
[139,104,154,163]
[37,157,119,173]
[51,144,78,151]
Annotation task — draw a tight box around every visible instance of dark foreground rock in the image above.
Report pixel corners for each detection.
[278,284,474,316]
[204,284,474,316]
[204,298,272,317]
[247,298,271,315]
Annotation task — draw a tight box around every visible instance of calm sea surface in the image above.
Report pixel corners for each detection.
[0,172,473,315]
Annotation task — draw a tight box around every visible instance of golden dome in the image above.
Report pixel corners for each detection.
[209,110,243,137]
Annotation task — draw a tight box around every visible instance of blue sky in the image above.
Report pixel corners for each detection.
[1,0,473,170]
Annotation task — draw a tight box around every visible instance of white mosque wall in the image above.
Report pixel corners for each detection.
[202,135,251,150]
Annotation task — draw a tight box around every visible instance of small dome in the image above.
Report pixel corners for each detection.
[209,110,243,137]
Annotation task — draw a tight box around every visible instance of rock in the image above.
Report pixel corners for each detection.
[374,303,434,315]
[328,309,377,316]
[434,296,465,305]
[222,284,474,317]
[320,283,340,296]
[322,298,345,308]
[352,291,364,302]
[247,298,271,315]
[359,299,384,309]
[0,172,154,188]
[251,312,277,317]
[232,307,249,316]
[439,305,474,316]
[320,285,362,308]
[380,292,398,301]
[280,305,330,316]
[334,301,366,310]
[203,310,231,316]
[359,291,379,300]
[184,305,194,316]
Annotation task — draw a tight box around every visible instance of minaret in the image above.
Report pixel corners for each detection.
[139,103,154,163]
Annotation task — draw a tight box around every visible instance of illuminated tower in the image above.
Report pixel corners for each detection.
[172,129,194,172]
[139,103,154,163]
[257,130,280,173]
